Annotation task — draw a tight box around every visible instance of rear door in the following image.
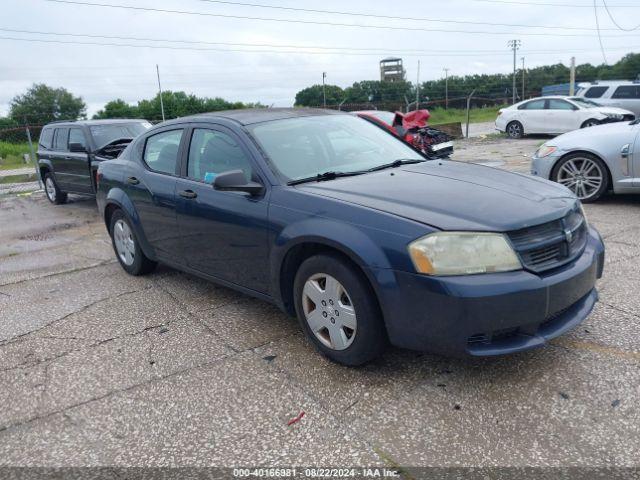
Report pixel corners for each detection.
[546,99,580,133]
[49,127,71,189]
[175,124,270,293]
[126,128,185,260]
[518,99,547,133]
[610,85,640,117]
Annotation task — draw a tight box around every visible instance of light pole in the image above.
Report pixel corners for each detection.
[156,64,165,122]
[443,68,449,109]
[322,72,327,108]
[415,60,420,111]
[508,40,521,104]
[521,57,525,99]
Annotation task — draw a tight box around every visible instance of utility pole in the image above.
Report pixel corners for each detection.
[569,56,576,96]
[443,68,449,109]
[508,40,521,104]
[415,60,420,110]
[156,64,165,122]
[322,72,327,108]
[521,57,525,99]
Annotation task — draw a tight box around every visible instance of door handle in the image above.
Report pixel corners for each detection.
[179,189,198,199]
[64,156,72,160]
[127,176,140,185]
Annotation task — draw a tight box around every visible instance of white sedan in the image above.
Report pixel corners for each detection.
[495,96,635,139]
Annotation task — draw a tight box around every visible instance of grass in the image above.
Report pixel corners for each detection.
[429,105,505,126]
[0,141,34,170]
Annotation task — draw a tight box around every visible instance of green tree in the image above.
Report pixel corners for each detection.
[294,84,344,106]
[9,84,86,125]
[93,99,139,119]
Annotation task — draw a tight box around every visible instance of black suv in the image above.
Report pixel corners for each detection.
[37,119,151,204]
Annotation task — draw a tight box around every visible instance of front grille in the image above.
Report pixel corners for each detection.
[507,207,587,273]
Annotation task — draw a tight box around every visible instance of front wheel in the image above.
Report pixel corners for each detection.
[552,153,609,203]
[506,121,524,139]
[44,173,67,205]
[109,210,157,275]
[293,254,387,366]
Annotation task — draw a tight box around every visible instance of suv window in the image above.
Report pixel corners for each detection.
[611,85,640,99]
[584,86,609,98]
[518,99,546,110]
[548,99,575,110]
[143,129,183,175]
[53,128,69,151]
[39,128,54,149]
[69,128,87,150]
[187,129,252,183]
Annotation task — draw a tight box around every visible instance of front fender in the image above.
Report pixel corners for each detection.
[103,187,157,261]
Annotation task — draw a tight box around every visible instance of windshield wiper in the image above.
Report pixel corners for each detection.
[366,158,426,172]
[287,170,366,186]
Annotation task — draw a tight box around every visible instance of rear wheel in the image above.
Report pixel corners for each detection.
[293,254,387,366]
[109,210,157,275]
[506,121,524,139]
[44,173,67,205]
[552,153,608,203]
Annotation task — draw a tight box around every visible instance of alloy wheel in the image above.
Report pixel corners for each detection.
[302,273,357,351]
[45,177,56,202]
[113,219,136,266]
[557,157,603,200]
[507,122,522,138]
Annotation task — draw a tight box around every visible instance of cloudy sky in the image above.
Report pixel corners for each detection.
[1,0,639,117]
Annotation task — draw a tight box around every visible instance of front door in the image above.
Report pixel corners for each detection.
[632,125,640,187]
[126,128,185,260]
[175,125,270,294]
[64,127,93,193]
[546,99,580,133]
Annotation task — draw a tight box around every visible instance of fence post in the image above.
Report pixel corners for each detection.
[465,89,476,138]
[24,121,42,188]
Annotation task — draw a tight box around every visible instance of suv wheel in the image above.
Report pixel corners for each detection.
[506,121,524,139]
[552,153,608,203]
[109,210,157,275]
[293,254,387,366]
[44,173,68,205]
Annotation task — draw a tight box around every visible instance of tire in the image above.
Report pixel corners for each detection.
[43,172,68,205]
[109,209,157,275]
[506,121,524,139]
[293,253,387,366]
[581,119,600,128]
[552,152,609,203]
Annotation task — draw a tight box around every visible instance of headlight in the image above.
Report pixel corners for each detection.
[535,145,557,158]
[605,113,622,120]
[408,232,522,276]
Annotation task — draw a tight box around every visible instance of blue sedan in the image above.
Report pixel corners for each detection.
[96,108,605,366]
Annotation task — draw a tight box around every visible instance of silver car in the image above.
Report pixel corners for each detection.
[531,118,640,202]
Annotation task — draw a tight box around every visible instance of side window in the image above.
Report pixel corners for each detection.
[518,100,546,110]
[187,129,253,183]
[53,128,69,151]
[548,99,575,110]
[68,128,87,150]
[39,128,54,149]
[611,86,640,99]
[584,86,609,99]
[143,129,184,175]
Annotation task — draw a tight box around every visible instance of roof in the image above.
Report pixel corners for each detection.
[182,107,345,126]
[44,119,149,127]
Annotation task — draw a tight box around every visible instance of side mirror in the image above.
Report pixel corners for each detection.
[69,142,87,153]
[213,169,264,196]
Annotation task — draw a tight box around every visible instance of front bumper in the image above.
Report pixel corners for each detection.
[530,151,563,180]
[369,226,605,357]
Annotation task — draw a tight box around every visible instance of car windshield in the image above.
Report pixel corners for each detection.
[568,98,600,108]
[368,111,396,125]
[89,122,152,147]
[248,115,424,182]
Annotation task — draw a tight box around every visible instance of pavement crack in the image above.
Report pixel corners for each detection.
[0,259,116,288]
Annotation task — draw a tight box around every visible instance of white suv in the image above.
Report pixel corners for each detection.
[576,81,640,117]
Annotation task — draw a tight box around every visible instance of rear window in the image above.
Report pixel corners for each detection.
[611,85,640,99]
[53,128,69,151]
[518,99,546,110]
[584,86,609,98]
[39,128,54,149]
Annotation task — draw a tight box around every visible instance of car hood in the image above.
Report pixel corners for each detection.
[593,106,634,116]
[551,120,637,146]
[296,161,577,232]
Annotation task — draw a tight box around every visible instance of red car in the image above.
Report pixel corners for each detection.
[354,110,453,159]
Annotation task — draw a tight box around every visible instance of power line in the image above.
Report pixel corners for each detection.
[191,0,622,32]
[601,0,640,31]
[464,0,640,7]
[594,0,608,64]
[39,0,640,38]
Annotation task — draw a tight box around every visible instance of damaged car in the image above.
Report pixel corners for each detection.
[37,119,151,204]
